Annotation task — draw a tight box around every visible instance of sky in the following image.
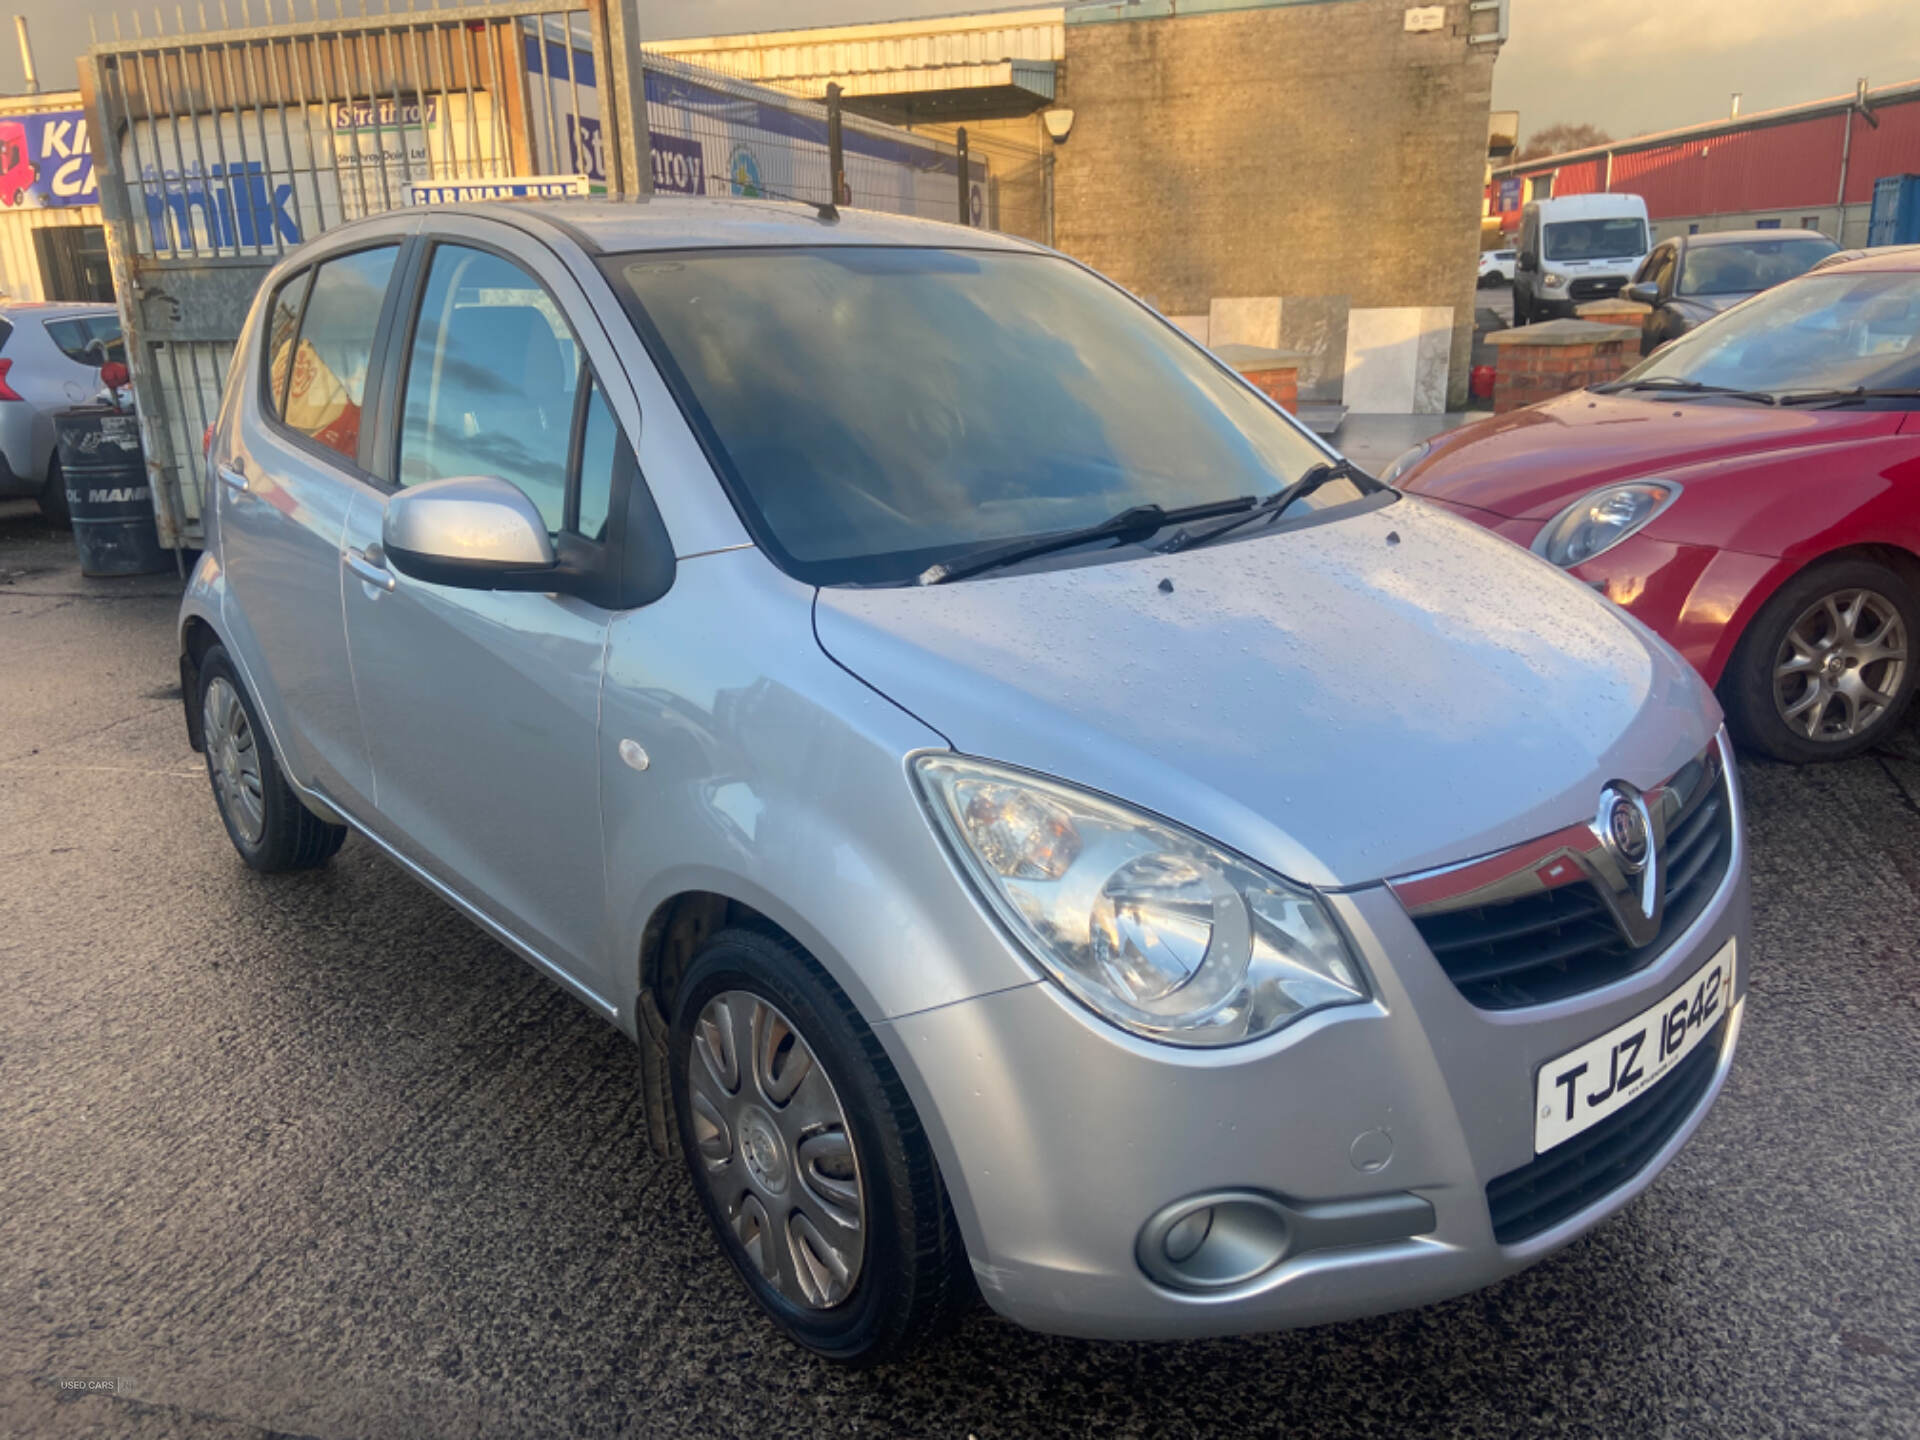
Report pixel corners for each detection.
[6,0,1920,148]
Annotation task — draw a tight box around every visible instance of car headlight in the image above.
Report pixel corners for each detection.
[913,756,1367,1046]
[1544,272,1568,288]
[1379,440,1431,485]
[1532,480,1681,567]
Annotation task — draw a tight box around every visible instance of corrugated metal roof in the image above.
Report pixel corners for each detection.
[649,9,1065,92]
[1492,75,1920,179]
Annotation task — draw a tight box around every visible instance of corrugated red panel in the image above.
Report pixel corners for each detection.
[1549,158,1605,196]
[1502,95,1920,220]
[1840,101,1920,203]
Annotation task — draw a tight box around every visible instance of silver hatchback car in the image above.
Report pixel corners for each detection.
[181,200,1748,1363]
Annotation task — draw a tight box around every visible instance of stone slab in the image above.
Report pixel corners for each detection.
[1277,294,1351,404]
[1342,306,1453,415]
[1207,296,1282,350]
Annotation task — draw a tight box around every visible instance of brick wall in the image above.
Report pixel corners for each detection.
[1052,0,1497,408]
[1490,325,1639,413]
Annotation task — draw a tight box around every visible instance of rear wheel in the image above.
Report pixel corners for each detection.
[1722,559,1918,763]
[197,644,347,870]
[36,458,70,527]
[669,927,970,1364]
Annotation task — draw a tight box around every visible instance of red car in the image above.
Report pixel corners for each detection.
[1395,249,1920,764]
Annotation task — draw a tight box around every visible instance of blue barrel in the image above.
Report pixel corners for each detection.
[54,409,169,577]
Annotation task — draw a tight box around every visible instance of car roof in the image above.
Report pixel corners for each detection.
[1806,244,1920,276]
[1684,228,1832,247]
[0,300,118,318]
[369,195,1045,256]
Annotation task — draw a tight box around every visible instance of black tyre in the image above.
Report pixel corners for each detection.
[197,644,348,870]
[36,458,70,527]
[669,927,970,1365]
[1721,558,1919,764]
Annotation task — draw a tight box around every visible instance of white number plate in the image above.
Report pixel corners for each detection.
[1534,938,1734,1154]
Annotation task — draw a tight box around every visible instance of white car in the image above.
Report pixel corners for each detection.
[1477,249,1517,286]
[0,301,122,523]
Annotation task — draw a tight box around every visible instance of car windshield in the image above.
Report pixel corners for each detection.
[43,315,125,366]
[1678,238,1836,296]
[1620,270,1920,395]
[606,246,1347,585]
[1543,217,1647,261]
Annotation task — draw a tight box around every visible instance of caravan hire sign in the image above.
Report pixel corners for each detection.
[0,108,100,210]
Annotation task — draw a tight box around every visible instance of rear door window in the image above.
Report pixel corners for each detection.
[276,246,398,462]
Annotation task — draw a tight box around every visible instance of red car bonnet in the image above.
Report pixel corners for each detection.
[1400,390,1903,520]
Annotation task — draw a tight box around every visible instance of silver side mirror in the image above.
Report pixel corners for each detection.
[383,475,558,591]
[1622,282,1661,306]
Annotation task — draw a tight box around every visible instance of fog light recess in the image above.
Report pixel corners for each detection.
[1136,1191,1293,1292]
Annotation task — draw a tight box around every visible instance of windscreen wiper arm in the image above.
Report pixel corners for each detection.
[1591,377,1777,404]
[916,497,1250,585]
[1159,459,1382,554]
[1776,386,1920,407]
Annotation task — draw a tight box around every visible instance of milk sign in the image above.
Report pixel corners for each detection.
[0,109,100,210]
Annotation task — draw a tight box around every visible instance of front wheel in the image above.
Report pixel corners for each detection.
[1722,559,1919,763]
[669,928,970,1364]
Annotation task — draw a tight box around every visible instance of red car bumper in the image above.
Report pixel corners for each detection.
[1412,494,1787,689]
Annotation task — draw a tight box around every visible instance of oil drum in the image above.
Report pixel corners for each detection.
[54,408,169,577]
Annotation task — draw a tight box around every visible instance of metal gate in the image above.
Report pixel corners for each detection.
[79,0,641,549]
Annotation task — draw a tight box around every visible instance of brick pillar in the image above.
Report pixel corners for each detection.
[1237,365,1300,413]
[1211,344,1304,414]
[1486,320,1643,414]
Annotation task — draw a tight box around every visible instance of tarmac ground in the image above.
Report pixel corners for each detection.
[2,499,1917,1439]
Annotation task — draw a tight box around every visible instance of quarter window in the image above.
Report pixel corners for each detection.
[574,380,618,542]
[274,246,397,461]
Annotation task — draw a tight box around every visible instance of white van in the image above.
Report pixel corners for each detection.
[1514,193,1651,324]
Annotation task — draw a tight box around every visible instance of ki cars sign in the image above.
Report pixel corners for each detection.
[0,109,100,210]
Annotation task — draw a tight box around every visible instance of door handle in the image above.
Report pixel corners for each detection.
[217,464,248,493]
[345,543,395,592]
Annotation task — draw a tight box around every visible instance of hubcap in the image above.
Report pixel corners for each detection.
[1772,588,1908,743]
[687,991,865,1310]
[202,676,266,845]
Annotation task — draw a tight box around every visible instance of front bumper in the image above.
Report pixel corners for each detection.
[878,761,1750,1341]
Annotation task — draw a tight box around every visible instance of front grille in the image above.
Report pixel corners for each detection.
[1486,1020,1725,1244]
[1411,761,1733,1009]
[1568,276,1624,301]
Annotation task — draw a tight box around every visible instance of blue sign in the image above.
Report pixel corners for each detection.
[403,176,590,205]
[566,114,606,181]
[141,163,300,251]
[0,108,99,210]
[649,133,706,195]
[1497,176,1522,212]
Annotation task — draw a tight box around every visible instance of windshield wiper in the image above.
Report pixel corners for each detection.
[1776,386,1920,408]
[916,498,1248,585]
[1591,377,1777,404]
[1159,459,1382,554]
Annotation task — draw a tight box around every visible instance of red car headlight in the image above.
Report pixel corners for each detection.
[1532,481,1682,568]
